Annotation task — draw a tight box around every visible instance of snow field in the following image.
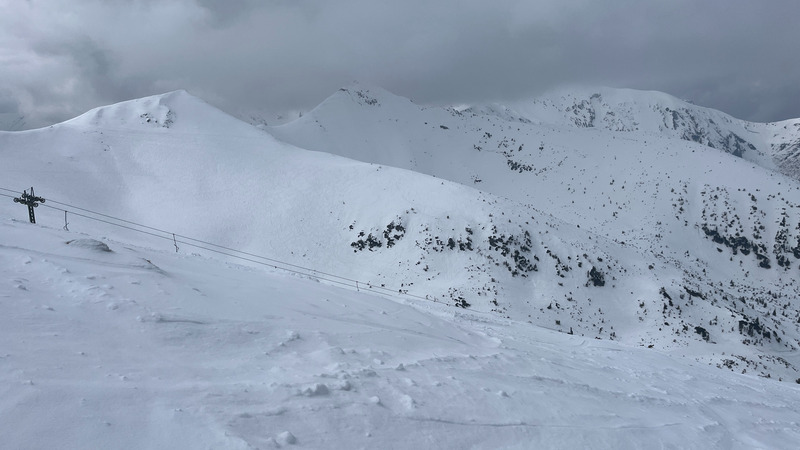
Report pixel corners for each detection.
[2,220,800,449]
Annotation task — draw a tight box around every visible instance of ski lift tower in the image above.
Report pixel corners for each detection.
[13,187,45,223]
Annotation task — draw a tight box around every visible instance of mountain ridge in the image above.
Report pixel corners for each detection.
[4,87,800,382]
[508,86,785,169]
[277,83,800,178]
[271,84,800,380]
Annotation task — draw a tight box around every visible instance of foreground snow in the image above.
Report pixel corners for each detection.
[2,219,799,449]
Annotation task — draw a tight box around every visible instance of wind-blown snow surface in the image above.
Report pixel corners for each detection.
[2,219,800,449]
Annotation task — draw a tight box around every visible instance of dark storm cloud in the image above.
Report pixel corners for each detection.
[1,0,799,129]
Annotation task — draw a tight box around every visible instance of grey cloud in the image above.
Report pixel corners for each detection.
[1,0,799,129]
[0,90,19,114]
[195,0,261,27]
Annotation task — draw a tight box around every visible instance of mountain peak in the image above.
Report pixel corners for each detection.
[62,89,251,133]
[505,85,783,167]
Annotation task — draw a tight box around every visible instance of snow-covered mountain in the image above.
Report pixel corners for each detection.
[1,90,649,344]
[3,87,800,447]
[507,86,800,179]
[270,84,800,380]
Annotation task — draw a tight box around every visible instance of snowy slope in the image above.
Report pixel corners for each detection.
[4,87,800,385]
[769,119,800,178]
[510,87,767,160]
[507,86,800,180]
[1,91,656,346]
[270,85,800,380]
[4,87,800,447]
[3,218,800,449]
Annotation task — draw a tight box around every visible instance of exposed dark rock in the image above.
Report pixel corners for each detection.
[694,326,710,341]
[587,267,605,287]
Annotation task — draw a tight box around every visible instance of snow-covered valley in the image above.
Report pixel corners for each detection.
[2,86,800,448]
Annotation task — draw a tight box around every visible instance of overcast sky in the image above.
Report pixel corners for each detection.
[2,0,799,129]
